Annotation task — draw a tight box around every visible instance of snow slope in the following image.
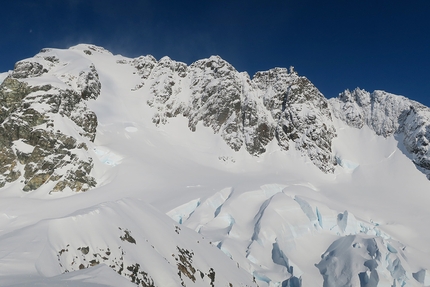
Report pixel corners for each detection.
[0,44,430,286]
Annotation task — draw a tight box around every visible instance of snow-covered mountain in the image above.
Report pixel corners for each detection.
[0,44,430,287]
[330,88,430,179]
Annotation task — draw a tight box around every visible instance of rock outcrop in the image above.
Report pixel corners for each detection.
[0,48,100,192]
[330,88,430,178]
[2,44,430,195]
[133,56,337,173]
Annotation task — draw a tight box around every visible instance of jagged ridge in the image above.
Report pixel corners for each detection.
[1,44,430,193]
[330,88,430,178]
[133,55,337,173]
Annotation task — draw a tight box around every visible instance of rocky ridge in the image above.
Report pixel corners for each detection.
[1,44,430,195]
[132,53,430,178]
[1,45,430,287]
[330,88,430,179]
[133,55,337,173]
[0,47,100,192]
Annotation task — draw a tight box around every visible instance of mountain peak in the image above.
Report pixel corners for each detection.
[1,45,430,287]
[69,44,113,56]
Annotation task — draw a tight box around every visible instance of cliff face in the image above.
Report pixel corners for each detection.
[2,45,430,195]
[330,88,430,179]
[0,47,100,192]
[134,55,337,173]
[1,44,430,287]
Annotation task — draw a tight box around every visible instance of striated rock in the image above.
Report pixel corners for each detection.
[77,64,101,101]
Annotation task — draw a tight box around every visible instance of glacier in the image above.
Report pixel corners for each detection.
[0,44,429,286]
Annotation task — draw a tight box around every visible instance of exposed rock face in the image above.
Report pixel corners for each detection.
[253,67,336,172]
[2,44,430,195]
[12,60,48,79]
[400,105,430,176]
[0,49,100,192]
[329,88,411,136]
[133,56,337,173]
[330,88,430,178]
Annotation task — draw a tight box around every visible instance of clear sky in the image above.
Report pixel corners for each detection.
[1,0,429,106]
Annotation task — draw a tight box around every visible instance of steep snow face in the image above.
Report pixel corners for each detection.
[330,88,430,178]
[132,55,337,173]
[1,44,430,287]
[0,198,257,287]
[5,45,428,195]
[4,45,429,194]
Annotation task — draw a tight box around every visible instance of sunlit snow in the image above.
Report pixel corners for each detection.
[0,44,430,286]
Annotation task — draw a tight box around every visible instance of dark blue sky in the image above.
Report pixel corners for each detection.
[1,0,429,106]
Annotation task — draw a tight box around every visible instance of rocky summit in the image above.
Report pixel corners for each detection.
[0,50,100,192]
[1,45,430,194]
[136,54,337,172]
[330,88,430,178]
[0,44,430,287]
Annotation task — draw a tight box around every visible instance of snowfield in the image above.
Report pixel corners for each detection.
[0,44,429,286]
